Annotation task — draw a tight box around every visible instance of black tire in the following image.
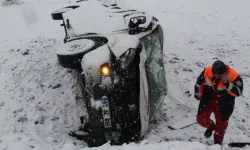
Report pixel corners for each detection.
[57,37,108,70]
[56,39,95,69]
[51,5,80,20]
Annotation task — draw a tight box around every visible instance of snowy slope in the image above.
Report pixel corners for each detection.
[1,0,250,149]
[125,0,250,146]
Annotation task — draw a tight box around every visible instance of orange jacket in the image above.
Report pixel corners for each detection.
[194,65,243,99]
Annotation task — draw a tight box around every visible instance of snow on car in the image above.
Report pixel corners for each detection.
[51,0,168,147]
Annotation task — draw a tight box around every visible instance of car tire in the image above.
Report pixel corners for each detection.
[56,39,95,70]
[51,5,80,20]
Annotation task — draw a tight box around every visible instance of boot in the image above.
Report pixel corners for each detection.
[214,131,225,146]
[214,141,222,145]
[204,123,215,139]
[204,128,215,138]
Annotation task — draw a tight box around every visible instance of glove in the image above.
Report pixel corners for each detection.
[194,93,201,100]
[218,90,228,98]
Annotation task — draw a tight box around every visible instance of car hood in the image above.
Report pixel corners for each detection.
[106,33,139,57]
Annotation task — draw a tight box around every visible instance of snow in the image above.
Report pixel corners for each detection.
[81,44,111,70]
[139,47,149,136]
[1,0,250,150]
[62,0,128,35]
[108,33,139,57]
[56,39,95,55]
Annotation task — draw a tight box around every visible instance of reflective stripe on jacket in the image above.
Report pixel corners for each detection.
[195,66,243,99]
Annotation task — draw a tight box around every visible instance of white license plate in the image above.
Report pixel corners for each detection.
[101,96,112,129]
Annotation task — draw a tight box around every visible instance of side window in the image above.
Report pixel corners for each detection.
[141,25,167,118]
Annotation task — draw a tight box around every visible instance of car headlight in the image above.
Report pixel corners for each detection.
[119,48,136,69]
[100,63,111,76]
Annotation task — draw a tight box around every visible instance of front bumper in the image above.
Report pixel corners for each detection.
[86,72,141,141]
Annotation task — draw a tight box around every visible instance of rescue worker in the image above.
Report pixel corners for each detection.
[194,60,244,145]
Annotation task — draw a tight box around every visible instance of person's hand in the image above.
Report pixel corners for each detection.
[194,93,201,100]
[218,90,228,98]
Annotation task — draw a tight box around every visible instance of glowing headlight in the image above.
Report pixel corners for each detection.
[100,64,111,76]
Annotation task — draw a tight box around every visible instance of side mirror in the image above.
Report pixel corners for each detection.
[51,5,80,20]
[128,16,146,28]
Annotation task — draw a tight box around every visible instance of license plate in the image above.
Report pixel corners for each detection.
[101,96,112,129]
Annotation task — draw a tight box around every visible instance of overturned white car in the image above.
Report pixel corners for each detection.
[51,0,168,147]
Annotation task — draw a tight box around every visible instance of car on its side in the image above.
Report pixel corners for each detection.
[51,0,168,147]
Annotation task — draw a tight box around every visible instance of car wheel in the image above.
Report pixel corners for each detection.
[56,39,95,70]
[51,5,80,20]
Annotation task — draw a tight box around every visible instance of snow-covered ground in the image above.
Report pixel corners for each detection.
[1,0,250,149]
